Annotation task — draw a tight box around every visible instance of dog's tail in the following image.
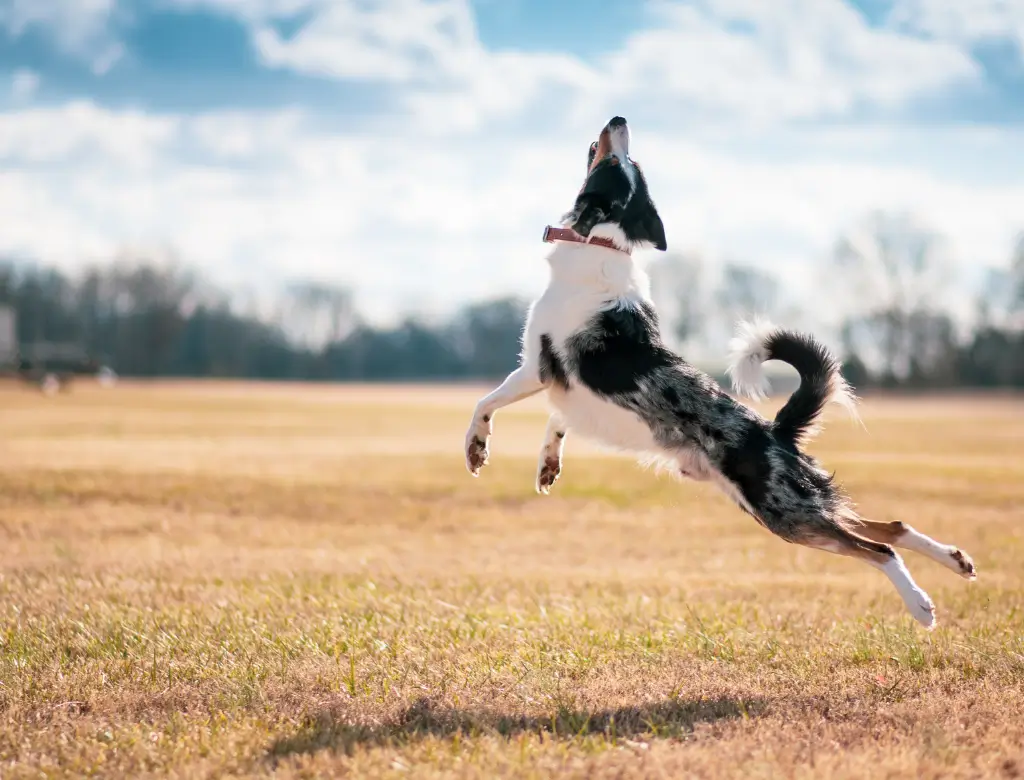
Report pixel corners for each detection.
[726,318,860,446]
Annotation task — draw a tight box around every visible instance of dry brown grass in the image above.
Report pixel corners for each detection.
[1,380,1023,779]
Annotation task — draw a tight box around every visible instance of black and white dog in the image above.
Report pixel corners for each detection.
[465,116,976,628]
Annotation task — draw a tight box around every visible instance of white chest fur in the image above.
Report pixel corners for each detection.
[523,234,660,456]
[526,229,652,342]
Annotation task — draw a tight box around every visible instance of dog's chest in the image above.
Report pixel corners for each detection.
[547,383,661,454]
[529,243,651,342]
[526,245,662,455]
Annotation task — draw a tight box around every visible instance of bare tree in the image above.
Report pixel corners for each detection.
[1008,232,1024,327]
[831,211,956,381]
[281,281,358,347]
[715,262,779,323]
[974,233,1024,331]
[647,252,706,349]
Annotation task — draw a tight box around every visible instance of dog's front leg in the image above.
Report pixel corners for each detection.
[465,366,545,476]
[536,412,568,494]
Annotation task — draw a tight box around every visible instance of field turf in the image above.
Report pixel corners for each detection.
[1,381,1022,778]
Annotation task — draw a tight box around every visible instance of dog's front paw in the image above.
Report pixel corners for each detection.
[536,454,561,494]
[465,416,492,477]
[466,434,489,476]
[535,430,565,495]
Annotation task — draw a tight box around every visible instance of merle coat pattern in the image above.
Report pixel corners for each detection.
[465,116,976,628]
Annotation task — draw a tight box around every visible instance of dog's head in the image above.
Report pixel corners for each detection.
[562,116,667,251]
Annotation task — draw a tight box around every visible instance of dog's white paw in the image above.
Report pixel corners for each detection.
[909,590,937,629]
[536,454,561,494]
[465,415,492,477]
[535,428,565,494]
[881,556,937,630]
[947,547,977,581]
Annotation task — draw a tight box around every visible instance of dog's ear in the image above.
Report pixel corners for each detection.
[640,204,667,251]
[620,194,666,250]
[626,162,667,251]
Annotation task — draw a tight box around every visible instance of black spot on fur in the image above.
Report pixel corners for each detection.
[701,425,725,443]
[662,386,680,406]
[634,300,658,325]
[720,422,774,509]
[568,304,680,395]
[673,408,698,427]
[538,334,569,390]
[784,474,812,500]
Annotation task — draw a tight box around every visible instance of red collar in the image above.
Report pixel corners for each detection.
[542,226,631,255]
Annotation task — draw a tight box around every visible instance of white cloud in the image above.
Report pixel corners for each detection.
[888,0,1024,48]
[0,101,178,165]
[4,0,1016,127]
[254,0,477,83]
[186,108,303,158]
[0,0,124,73]
[1,100,1022,327]
[90,41,125,75]
[10,68,39,101]
[152,0,985,132]
[2,0,1007,136]
[162,0,320,20]
[2,0,1022,327]
[597,0,979,124]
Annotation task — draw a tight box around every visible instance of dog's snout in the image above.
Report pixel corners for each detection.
[608,116,627,129]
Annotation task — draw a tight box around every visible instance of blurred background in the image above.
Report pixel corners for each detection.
[1,0,1022,390]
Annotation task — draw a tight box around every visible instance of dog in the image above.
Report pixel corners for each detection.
[464,115,976,628]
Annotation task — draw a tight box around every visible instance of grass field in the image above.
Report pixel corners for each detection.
[1,380,1023,778]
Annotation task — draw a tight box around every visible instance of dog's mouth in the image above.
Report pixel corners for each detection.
[607,115,628,137]
[589,116,630,172]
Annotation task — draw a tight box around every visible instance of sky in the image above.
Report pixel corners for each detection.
[1,0,1023,324]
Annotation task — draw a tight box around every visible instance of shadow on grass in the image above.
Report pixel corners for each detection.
[268,694,764,761]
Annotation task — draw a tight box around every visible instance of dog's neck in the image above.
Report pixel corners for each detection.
[545,223,632,255]
[544,225,651,303]
[580,223,633,254]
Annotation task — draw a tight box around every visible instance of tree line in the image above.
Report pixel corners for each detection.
[0,259,527,382]
[1,211,1022,389]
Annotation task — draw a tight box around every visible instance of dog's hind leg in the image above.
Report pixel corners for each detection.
[536,413,568,494]
[850,519,976,581]
[465,366,546,476]
[802,527,937,629]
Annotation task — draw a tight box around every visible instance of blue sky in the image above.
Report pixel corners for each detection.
[1,0,1023,328]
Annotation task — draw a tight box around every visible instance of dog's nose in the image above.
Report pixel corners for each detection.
[608,116,627,129]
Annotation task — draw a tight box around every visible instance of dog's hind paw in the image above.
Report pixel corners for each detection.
[949,547,977,580]
[911,597,937,630]
[902,587,937,630]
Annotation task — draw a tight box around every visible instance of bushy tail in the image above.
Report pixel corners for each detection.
[726,318,860,446]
